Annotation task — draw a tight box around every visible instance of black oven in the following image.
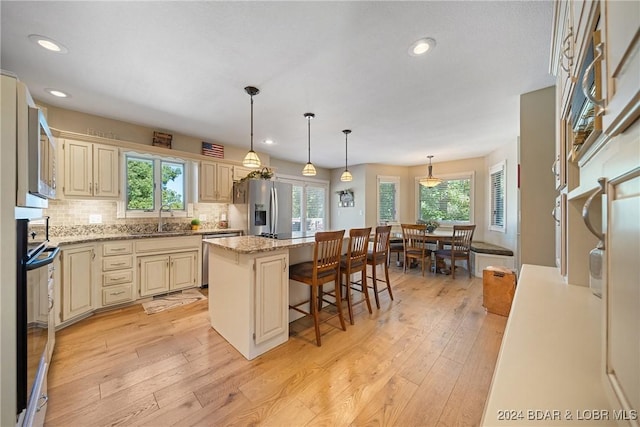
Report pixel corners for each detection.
[16,217,59,423]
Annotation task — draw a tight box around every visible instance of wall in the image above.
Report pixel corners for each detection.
[330,164,367,232]
[519,86,556,267]
[484,141,519,252]
[39,101,271,165]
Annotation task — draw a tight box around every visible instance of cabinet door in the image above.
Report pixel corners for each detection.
[602,0,640,137]
[93,143,119,198]
[254,253,288,345]
[63,140,92,197]
[233,165,253,181]
[139,255,170,296]
[170,251,198,290]
[199,161,217,202]
[216,163,233,202]
[605,168,640,416]
[61,245,94,321]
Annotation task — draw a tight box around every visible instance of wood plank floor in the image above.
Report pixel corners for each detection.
[45,264,507,426]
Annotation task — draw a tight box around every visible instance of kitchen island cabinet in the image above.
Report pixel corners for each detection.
[204,235,325,360]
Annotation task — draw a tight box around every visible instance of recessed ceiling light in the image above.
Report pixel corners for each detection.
[262,139,274,145]
[45,88,69,98]
[409,37,436,56]
[28,34,68,53]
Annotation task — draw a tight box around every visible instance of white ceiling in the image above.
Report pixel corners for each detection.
[1,1,556,169]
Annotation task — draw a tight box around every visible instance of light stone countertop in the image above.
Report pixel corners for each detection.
[49,228,243,246]
[203,235,318,254]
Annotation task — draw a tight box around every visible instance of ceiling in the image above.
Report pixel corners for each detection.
[1,1,556,169]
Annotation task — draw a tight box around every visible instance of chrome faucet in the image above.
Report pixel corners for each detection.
[158,204,173,232]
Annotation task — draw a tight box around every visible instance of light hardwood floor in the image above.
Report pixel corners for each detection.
[45,264,507,426]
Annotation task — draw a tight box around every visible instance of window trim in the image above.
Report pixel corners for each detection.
[117,151,192,219]
[415,171,475,226]
[377,175,401,225]
[489,160,506,233]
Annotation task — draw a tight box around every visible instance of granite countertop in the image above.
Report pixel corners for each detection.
[50,228,244,246]
[203,235,318,254]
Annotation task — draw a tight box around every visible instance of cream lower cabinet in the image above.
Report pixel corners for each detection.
[136,236,201,297]
[61,244,95,322]
[101,241,135,307]
[138,251,198,297]
[254,253,289,345]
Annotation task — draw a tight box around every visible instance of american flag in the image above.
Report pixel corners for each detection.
[202,142,224,158]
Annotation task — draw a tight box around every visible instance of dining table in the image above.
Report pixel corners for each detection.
[387,228,455,273]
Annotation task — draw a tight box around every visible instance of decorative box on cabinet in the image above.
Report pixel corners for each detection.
[101,241,135,306]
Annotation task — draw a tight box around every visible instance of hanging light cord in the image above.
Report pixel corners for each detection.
[250,94,254,151]
[344,132,348,170]
[307,116,311,163]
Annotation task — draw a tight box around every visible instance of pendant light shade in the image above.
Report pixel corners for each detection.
[242,86,261,168]
[302,113,316,176]
[419,155,442,188]
[340,129,352,182]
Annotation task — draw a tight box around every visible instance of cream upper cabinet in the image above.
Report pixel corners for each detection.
[233,165,253,181]
[62,139,119,198]
[61,244,95,322]
[601,0,640,137]
[199,161,233,203]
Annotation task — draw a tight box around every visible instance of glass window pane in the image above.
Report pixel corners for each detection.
[305,186,325,234]
[292,185,303,238]
[419,178,471,222]
[379,181,398,222]
[126,157,154,210]
[161,161,184,210]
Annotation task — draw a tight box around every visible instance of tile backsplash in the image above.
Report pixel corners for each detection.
[45,199,229,236]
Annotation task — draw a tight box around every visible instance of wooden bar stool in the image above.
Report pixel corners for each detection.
[339,227,372,325]
[366,225,394,309]
[289,230,346,346]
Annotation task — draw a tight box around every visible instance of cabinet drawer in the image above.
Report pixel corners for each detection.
[102,256,133,271]
[103,270,133,286]
[102,284,133,306]
[135,236,200,253]
[103,241,133,256]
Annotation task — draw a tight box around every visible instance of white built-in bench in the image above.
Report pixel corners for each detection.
[470,241,515,277]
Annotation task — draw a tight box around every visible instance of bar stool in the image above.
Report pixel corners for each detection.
[339,227,372,325]
[289,230,346,346]
[366,225,394,309]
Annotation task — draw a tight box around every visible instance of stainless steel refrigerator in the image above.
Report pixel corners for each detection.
[229,180,293,239]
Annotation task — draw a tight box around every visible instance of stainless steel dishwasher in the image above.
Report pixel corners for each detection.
[202,231,242,287]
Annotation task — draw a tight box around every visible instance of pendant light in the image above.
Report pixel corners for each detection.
[340,129,353,182]
[242,86,261,168]
[302,112,316,176]
[419,155,442,187]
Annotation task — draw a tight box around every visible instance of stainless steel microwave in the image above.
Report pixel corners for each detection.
[16,104,56,208]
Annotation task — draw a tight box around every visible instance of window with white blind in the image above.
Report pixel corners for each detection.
[378,176,400,224]
[277,175,328,238]
[489,161,506,232]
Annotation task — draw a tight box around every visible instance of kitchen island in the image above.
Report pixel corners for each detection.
[204,235,327,360]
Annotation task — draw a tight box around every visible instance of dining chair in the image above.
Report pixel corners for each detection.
[434,225,476,279]
[401,223,432,276]
[289,230,347,346]
[366,225,394,309]
[338,227,372,325]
